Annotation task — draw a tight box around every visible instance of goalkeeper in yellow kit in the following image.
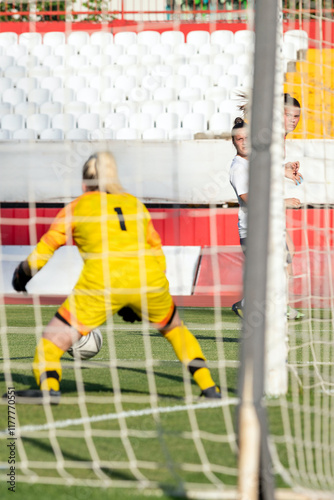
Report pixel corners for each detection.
[11,152,220,403]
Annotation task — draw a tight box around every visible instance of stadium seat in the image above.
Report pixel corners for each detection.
[89,128,115,140]
[77,113,100,131]
[219,99,241,120]
[153,87,177,104]
[101,65,123,83]
[89,76,111,93]
[205,87,228,106]
[29,66,51,79]
[52,113,76,133]
[6,44,27,59]
[140,101,164,120]
[174,43,197,58]
[1,114,24,131]
[54,43,76,58]
[32,44,52,63]
[28,88,51,106]
[27,113,51,134]
[0,103,12,116]
[199,43,220,57]
[18,76,39,94]
[178,87,202,103]
[213,53,234,71]
[201,64,225,85]
[187,30,210,49]
[39,128,64,140]
[53,88,75,105]
[217,74,238,90]
[151,44,172,58]
[114,101,137,118]
[63,101,88,119]
[17,54,39,68]
[161,30,185,46]
[142,128,167,140]
[77,65,100,81]
[152,64,173,79]
[116,54,137,67]
[125,65,148,84]
[0,129,12,140]
[182,112,206,133]
[189,74,211,93]
[63,75,86,93]
[234,30,255,48]
[0,77,12,93]
[165,54,186,68]
[43,55,63,68]
[15,102,38,117]
[165,74,187,93]
[89,102,113,120]
[80,44,101,58]
[68,54,88,69]
[90,54,112,69]
[102,44,124,60]
[141,53,161,68]
[284,29,309,52]
[4,65,26,83]
[43,32,66,48]
[33,74,59,93]
[67,31,90,50]
[104,112,127,131]
[90,31,113,46]
[76,87,99,106]
[19,32,42,51]
[156,112,180,132]
[211,30,234,48]
[227,64,251,85]
[129,87,150,103]
[167,100,191,120]
[115,128,139,140]
[137,31,161,47]
[40,101,62,117]
[177,64,199,82]
[142,75,162,93]
[12,128,37,140]
[114,75,137,96]
[168,128,194,140]
[129,112,153,132]
[114,31,137,47]
[192,100,216,123]
[101,88,126,104]
[127,44,148,58]
[209,112,231,134]
[65,128,89,140]
[3,88,25,107]
[224,42,246,59]
[189,54,210,69]
[0,32,18,49]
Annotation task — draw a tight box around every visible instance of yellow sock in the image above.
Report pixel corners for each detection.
[163,323,216,391]
[33,338,64,392]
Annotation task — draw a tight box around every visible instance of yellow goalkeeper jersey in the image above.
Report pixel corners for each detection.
[27,191,167,292]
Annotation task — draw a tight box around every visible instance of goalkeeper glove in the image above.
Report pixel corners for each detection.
[117,306,141,323]
[12,261,32,292]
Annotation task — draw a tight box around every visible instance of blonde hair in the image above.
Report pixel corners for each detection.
[82,152,124,194]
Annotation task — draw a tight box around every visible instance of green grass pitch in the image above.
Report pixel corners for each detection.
[0,305,332,499]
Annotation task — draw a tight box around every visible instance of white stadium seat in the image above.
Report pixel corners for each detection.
[101,65,123,83]
[43,55,63,68]
[29,66,51,79]
[65,128,89,140]
[141,101,164,121]
[189,74,211,92]
[67,31,90,50]
[141,53,161,68]
[77,65,99,81]
[28,88,51,106]
[165,74,187,93]
[52,113,76,132]
[102,44,124,59]
[40,76,62,93]
[209,112,231,134]
[0,32,18,49]
[68,54,88,69]
[219,99,241,122]
[152,64,173,79]
[39,128,64,140]
[199,43,220,57]
[178,87,202,102]
[12,128,37,140]
[187,30,210,49]
[142,128,167,140]
[116,54,137,67]
[153,87,177,104]
[114,31,137,47]
[27,113,51,134]
[182,112,206,133]
[137,31,161,47]
[192,100,216,122]
[228,63,251,85]
[90,76,111,93]
[167,100,191,120]
[213,52,234,70]
[101,88,126,104]
[156,112,180,132]
[80,44,101,58]
[284,29,309,52]
[104,112,127,131]
[168,128,193,140]
[129,87,150,103]
[174,43,196,58]
[32,45,52,63]
[177,64,199,81]
[201,64,225,85]
[0,103,12,116]
[211,30,234,48]
[127,43,148,58]
[40,101,62,117]
[3,88,25,107]
[165,53,186,68]
[125,64,148,83]
[90,31,113,46]
[224,42,246,59]
[63,101,88,119]
[116,128,139,140]
[142,75,162,93]
[54,43,76,58]
[17,55,39,68]
[1,114,24,131]
[234,29,255,48]
[17,76,38,94]
[114,101,137,118]
[129,112,153,133]
[76,87,99,106]
[0,77,13,93]
[0,129,12,140]
[6,44,27,59]
[53,88,75,105]
[89,102,113,120]
[15,102,38,116]
[217,74,238,90]
[151,44,172,58]
[0,55,15,70]
[114,75,136,96]
[189,54,210,69]
[89,128,115,140]
[19,32,42,51]
[77,113,100,131]
[161,30,185,46]
[205,86,228,106]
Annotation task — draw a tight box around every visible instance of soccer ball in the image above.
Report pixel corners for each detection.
[67,329,103,360]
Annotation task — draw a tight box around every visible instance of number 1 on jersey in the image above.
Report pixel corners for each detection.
[114,207,127,231]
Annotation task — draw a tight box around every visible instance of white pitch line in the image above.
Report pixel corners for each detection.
[0,398,238,436]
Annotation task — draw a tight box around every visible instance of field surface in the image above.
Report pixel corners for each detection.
[0,305,332,499]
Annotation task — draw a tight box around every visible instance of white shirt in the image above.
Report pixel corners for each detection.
[229,155,249,239]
